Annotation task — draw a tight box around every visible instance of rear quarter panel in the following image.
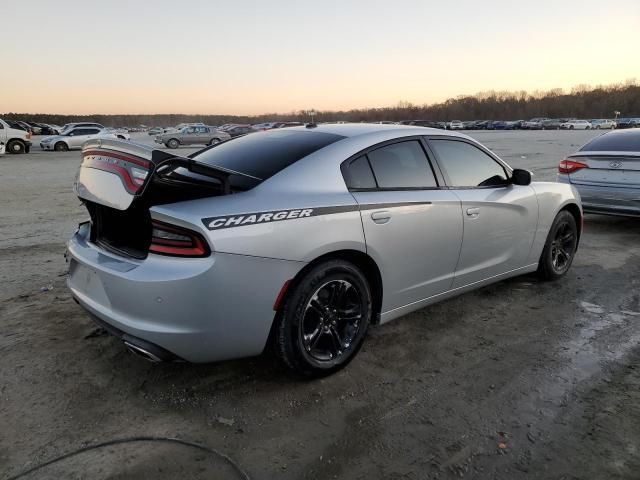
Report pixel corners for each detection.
[151,189,366,262]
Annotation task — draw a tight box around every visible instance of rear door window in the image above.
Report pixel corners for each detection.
[366,140,437,189]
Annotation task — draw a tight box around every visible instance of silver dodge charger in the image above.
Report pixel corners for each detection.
[67,124,582,376]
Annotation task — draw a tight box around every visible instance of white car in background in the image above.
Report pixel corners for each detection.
[590,119,616,130]
[104,128,131,140]
[40,127,121,151]
[561,119,592,130]
[449,120,464,130]
[0,118,32,154]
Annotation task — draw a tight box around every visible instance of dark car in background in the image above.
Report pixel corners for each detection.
[615,118,640,129]
[407,120,445,128]
[226,124,256,137]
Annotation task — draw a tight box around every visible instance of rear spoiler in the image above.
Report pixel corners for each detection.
[82,138,233,194]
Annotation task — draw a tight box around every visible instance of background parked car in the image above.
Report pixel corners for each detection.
[148,127,164,135]
[406,120,444,128]
[37,124,60,135]
[104,128,131,140]
[449,120,464,130]
[522,118,549,130]
[59,122,105,134]
[0,118,32,154]
[40,127,116,151]
[561,119,592,130]
[558,129,640,216]
[614,117,640,129]
[590,119,616,129]
[542,119,565,130]
[225,124,256,137]
[274,122,304,129]
[155,125,231,148]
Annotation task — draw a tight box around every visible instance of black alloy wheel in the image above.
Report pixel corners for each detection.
[538,210,578,280]
[275,259,372,377]
[301,279,363,362]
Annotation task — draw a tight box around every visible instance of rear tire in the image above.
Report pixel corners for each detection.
[6,140,25,154]
[166,139,179,149]
[54,142,69,152]
[275,260,372,378]
[537,210,578,281]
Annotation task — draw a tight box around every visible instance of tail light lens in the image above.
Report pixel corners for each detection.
[82,149,151,194]
[559,159,588,174]
[149,220,210,257]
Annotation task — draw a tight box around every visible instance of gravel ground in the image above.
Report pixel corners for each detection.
[1,129,639,479]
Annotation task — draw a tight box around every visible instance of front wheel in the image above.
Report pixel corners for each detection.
[54,142,69,152]
[209,138,221,146]
[166,138,179,149]
[275,260,372,377]
[537,210,578,281]
[6,140,25,154]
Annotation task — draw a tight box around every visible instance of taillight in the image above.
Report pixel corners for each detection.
[558,159,588,174]
[149,220,210,257]
[82,149,151,194]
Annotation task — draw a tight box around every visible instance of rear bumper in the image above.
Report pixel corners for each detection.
[558,176,640,217]
[66,223,304,362]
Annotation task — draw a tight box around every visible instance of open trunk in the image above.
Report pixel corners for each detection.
[75,139,235,259]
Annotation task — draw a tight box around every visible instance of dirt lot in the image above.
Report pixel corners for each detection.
[1,130,639,479]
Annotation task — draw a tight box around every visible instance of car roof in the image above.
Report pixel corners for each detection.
[284,123,467,139]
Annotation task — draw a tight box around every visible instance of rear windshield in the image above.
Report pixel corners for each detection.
[580,132,640,152]
[191,129,344,182]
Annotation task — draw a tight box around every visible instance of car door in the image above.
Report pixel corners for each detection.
[343,138,464,312]
[182,127,196,144]
[199,126,211,144]
[67,128,90,148]
[427,137,538,288]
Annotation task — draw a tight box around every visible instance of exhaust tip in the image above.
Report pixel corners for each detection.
[123,341,163,362]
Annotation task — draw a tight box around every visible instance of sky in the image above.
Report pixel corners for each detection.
[3,0,639,115]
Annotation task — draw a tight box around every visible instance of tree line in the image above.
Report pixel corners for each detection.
[3,81,639,127]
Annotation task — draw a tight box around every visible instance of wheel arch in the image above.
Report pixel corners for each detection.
[559,202,582,245]
[7,138,26,150]
[280,249,384,324]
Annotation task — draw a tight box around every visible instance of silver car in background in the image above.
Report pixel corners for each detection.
[40,126,120,151]
[558,129,640,216]
[155,125,231,148]
[67,125,582,377]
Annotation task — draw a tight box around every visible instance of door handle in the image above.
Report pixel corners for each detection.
[466,207,480,218]
[371,210,391,224]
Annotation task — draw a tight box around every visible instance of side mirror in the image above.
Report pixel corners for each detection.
[511,169,531,186]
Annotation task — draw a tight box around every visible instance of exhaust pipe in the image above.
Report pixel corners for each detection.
[123,341,164,362]
[121,334,179,362]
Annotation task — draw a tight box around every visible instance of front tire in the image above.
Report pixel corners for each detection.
[6,140,25,154]
[54,142,69,152]
[166,138,179,149]
[275,260,372,377]
[209,138,221,146]
[537,210,578,281]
